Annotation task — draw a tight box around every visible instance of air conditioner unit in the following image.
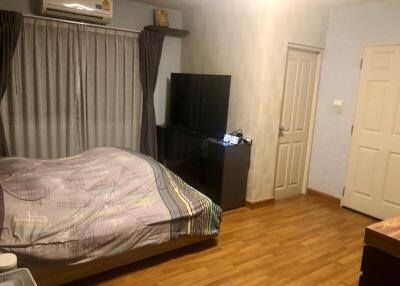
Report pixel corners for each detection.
[40,0,113,24]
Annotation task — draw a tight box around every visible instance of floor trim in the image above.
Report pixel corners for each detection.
[307,188,341,206]
[274,189,301,200]
[341,206,380,221]
[245,198,275,209]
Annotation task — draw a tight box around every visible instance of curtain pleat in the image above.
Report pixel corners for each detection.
[80,26,142,151]
[1,17,142,159]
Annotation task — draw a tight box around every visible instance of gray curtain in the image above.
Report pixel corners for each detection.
[139,31,164,159]
[0,10,22,157]
[1,17,142,159]
[80,26,142,151]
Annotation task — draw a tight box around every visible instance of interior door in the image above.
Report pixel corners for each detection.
[274,48,318,198]
[343,45,400,219]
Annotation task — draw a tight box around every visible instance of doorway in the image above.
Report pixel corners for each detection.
[342,44,400,219]
[274,45,322,199]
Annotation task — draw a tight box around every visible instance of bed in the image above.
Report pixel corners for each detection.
[0,147,222,285]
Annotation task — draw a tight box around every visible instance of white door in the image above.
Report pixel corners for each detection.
[343,45,400,220]
[274,48,318,198]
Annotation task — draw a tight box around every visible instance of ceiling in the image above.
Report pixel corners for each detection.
[316,0,377,6]
[132,0,377,10]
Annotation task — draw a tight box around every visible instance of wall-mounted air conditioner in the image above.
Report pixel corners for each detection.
[40,0,113,24]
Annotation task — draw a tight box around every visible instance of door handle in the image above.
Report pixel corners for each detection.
[279,126,284,137]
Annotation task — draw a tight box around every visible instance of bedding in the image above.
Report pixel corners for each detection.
[0,147,221,264]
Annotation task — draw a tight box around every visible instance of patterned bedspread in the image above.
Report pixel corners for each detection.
[0,147,221,264]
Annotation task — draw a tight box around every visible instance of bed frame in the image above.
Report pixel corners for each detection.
[23,235,215,286]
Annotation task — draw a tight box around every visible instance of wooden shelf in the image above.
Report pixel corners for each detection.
[144,25,189,38]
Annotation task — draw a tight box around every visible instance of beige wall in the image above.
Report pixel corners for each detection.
[181,0,329,202]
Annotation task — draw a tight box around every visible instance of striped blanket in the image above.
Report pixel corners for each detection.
[0,147,221,264]
[135,150,221,238]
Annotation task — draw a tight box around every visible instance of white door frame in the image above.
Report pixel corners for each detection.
[273,43,324,198]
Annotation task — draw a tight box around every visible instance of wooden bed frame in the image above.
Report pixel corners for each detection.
[23,235,216,286]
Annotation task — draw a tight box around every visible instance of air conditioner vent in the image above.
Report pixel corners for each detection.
[46,8,104,23]
[41,0,113,24]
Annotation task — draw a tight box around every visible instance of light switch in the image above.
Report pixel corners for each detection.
[333,99,343,107]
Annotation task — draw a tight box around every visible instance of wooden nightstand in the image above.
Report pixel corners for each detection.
[359,217,400,285]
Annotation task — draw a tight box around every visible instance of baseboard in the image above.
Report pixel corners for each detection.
[245,198,275,209]
[307,188,341,206]
[274,189,302,200]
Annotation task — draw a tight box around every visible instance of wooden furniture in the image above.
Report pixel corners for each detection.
[25,235,215,286]
[157,124,208,189]
[359,217,400,286]
[144,25,189,37]
[157,125,251,211]
[204,138,251,210]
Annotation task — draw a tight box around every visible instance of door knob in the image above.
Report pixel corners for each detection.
[279,126,284,137]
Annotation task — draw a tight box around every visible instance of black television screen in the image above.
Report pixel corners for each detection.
[169,73,231,139]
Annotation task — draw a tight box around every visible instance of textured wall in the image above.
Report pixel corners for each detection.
[0,0,182,125]
[309,0,400,198]
[181,0,329,202]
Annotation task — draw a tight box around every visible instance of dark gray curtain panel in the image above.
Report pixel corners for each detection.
[0,10,22,157]
[139,31,164,159]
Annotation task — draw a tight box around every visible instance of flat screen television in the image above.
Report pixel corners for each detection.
[169,73,231,139]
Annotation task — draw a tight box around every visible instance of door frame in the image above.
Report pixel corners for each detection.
[273,42,324,199]
[341,44,368,208]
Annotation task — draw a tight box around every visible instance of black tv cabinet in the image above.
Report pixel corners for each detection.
[157,125,251,211]
[204,138,251,210]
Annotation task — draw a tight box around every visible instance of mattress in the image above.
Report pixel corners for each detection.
[0,147,222,265]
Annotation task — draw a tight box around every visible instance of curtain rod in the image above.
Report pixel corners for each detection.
[22,13,141,34]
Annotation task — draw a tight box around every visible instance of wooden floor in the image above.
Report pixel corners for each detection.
[67,195,376,286]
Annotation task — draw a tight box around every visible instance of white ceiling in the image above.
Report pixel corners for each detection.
[316,0,377,6]
[132,0,377,11]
